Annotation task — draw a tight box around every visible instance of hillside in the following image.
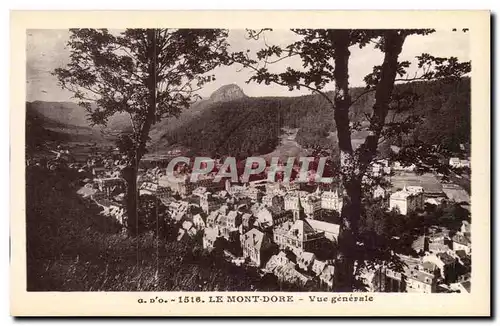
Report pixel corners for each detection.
[149,84,248,144]
[157,78,470,158]
[26,78,470,158]
[26,166,291,291]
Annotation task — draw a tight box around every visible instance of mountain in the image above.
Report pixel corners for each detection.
[209,84,247,103]
[27,101,133,131]
[149,84,247,143]
[157,78,470,158]
[26,79,470,158]
[25,101,136,150]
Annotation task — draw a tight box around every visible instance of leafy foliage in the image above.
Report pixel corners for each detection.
[231,28,471,291]
[54,28,230,161]
[54,29,230,235]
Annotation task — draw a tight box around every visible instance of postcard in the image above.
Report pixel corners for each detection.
[10,10,490,316]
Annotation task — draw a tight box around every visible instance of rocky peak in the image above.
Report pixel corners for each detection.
[209,84,247,103]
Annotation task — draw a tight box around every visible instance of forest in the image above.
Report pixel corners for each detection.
[159,77,470,159]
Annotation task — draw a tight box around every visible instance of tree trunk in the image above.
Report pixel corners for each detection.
[123,165,138,236]
[331,30,408,292]
[335,178,362,291]
[329,29,361,292]
[360,31,407,170]
[123,29,158,236]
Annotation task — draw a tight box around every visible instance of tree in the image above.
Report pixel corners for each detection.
[233,29,470,291]
[136,194,169,235]
[54,29,229,235]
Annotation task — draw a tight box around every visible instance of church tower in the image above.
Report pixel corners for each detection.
[293,195,307,222]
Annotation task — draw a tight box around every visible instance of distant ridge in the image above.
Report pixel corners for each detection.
[26,78,470,158]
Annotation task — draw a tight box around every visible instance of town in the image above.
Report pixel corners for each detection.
[54,144,472,293]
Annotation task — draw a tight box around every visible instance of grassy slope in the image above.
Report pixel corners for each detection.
[26,167,283,291]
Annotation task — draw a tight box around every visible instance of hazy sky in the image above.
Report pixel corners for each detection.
[26,29,470,102]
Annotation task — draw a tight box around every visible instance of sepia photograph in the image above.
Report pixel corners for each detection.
[11,10,490,316]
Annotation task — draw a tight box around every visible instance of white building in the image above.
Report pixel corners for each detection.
[321,190,343,213]
[392,161,417,172]
[449,157,470,169]
[159,173,194,197]
[203,227,219,251]
[200,192,224,214]
[373,185,387,200]
[389,186,424,215]
[284,191,308,210]
[139,182,158,196]
[370,159,390,177]
[284,191,320,218]
[306,218,340,243]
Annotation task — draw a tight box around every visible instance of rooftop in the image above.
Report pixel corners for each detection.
[452,233,471,246]
[306,218,340,236]
[242,228,269,251]
[437,252,456,265]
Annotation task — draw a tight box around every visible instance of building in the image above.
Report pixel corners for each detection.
[206,211,220,229]
[245,186,262,202]
[265,182,285,196]
[254,207,274,230]
[389,185,424,215]
[192,213,206,231]
[423,252,458,284]
[449,157,470,169]
[460,220,471,236]
[95,177,126,198]
[454,250,471,272]
[404,264,438,293]
[301,194,321,218]
[200,192,224,214]
[212,208,241,241]
[321,190,343,213]
[228,184,247,196]
[159,173,224,197]
[168,200,189,222]
[373,185,388,200]
[297,251,316,272]
[370,159,391,176]
[378,260,438,294]
[450,280,471,293]
[203,227,219,251]
[192,186,208,197]
[284,191,305,211]
[312,259,327,277]
[306,218,341,243]
[241,228,274,267]
[451,233,471,254]
[392,161,417,172]
[240,213,256,234]
[273,198,324,255]
[226,210,242,230]
[262,194,284,210]
[264,251,312,288]
[319,265,335,290]
[159,174,194,197]
[92,166,107,178]
[285,191,321,219]
[255,206,292,230]
[139,181,158,196]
